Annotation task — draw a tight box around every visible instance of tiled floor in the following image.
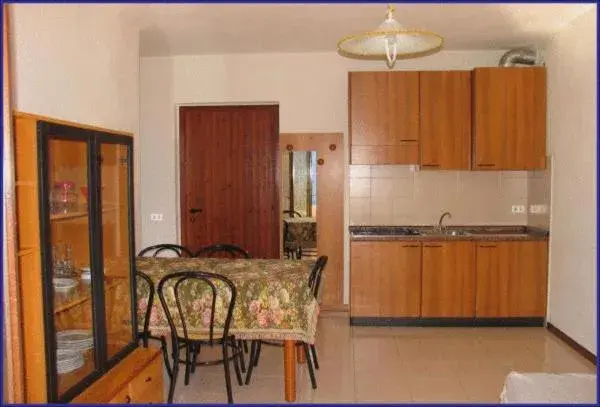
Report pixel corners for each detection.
[165,312,596,403]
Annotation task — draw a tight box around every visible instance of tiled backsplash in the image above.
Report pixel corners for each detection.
[527,157,552,229]
[349,165,535,226]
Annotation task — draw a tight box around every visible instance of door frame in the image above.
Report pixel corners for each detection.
[174,102,279,245]
[280,132,345,308]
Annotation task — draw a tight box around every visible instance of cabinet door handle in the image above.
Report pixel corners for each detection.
[403,244,420,248]
[424,244,443,248]
[476,164,496,167]
[421,164,440,168]
[145,376,152,382]
[478,244,497,248]
[125,395,131,403]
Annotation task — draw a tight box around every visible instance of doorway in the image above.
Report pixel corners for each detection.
[179,105,280,258]
[280,133,344,307]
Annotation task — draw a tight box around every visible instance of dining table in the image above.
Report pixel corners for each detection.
[135,256,319,402]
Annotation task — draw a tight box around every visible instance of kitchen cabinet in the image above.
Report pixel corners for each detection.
[12,113,159,403]
[421,241,476,317]
[73,347,164,404]
[472,67,546,170]
[349,71,420,164]
[350,241,421,317]
[475,241,548,317]
[419,71,472,170]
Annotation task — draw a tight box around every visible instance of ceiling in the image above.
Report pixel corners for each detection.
[132,3,595,57]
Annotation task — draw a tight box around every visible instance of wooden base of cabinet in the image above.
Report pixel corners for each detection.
[349,317,545,327]
[72,347,164,404]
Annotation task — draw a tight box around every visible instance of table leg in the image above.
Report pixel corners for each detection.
[283,340,296,402]
[296,343,306,364]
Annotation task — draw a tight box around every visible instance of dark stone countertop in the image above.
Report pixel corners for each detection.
[349,225,549,242]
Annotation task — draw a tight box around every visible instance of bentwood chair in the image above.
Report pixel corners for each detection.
[193,244,250,259]
[157,270,244,404]
[138,243,193,258]
[244,255,328,389]
[136,270,171,378]
[193,243,251,364]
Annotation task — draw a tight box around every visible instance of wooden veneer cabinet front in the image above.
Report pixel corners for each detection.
[72,347,164,404]
[350,239,548,320]
[349,71,420,165]
[13,112,137,402]
[350,241,422,317]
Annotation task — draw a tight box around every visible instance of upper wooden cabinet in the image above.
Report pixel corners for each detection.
[421,241,476,317]
[472,67,547,170]
[419,71,472,170]
[349,71,420,164]
[475,240,548,318]
[350,241,421,317]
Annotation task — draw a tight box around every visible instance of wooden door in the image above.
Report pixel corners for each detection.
[179,105,280,258]
[421,241,476,317]
[475,242,510,317]
[507,241,548,317]
[420,71,471,169]
[349,72,390,164]
[475,241,548,318]
[505,67,547,170]
[472,68,508,170]
[349,72,419,164]
[473,67,546,170]
[351,241,421,317]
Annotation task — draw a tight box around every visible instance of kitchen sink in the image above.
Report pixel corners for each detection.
[420,228,470,236]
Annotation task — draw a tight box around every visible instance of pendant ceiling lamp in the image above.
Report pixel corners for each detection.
[337,4,444,68]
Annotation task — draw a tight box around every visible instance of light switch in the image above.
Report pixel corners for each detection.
[150,213,163,221]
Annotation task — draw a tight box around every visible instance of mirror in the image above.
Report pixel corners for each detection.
[282,151,317,260]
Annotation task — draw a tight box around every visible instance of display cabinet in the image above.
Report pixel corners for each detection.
[14,113,137,402]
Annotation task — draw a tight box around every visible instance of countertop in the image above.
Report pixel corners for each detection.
[349,225,549,242]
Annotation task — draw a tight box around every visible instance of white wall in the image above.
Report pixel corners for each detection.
[545,8,597,354]
[10,4,142,245]
[140,50,505,303]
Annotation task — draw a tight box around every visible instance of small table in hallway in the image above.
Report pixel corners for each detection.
[136,257,319,402]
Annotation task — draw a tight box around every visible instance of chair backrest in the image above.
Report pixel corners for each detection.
[308,255,328,299]
[194,244,250,259]
[138,244,193,258]
[283,210,302,218]
[136,270,155,336]
[157,270,237,344]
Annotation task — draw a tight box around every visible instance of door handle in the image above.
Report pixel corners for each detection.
[189,208,203,214]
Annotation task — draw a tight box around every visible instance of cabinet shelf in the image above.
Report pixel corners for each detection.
[50,206,118,222]
[54,278,123,315]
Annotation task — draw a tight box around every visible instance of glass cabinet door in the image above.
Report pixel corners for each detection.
[99,140,135,361]
[45,137,97,400]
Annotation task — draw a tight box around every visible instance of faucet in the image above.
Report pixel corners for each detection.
[437,212,452,232]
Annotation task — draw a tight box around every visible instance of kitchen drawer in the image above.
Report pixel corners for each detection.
[129,355,164,403]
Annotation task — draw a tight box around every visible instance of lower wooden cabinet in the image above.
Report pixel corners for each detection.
[350,241,421,317]
[350,239,548,322]
[475,241,548,317]
[421,241,476,317]
[73,347,164,404]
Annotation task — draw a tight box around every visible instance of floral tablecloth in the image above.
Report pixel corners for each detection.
[136,257,319,344]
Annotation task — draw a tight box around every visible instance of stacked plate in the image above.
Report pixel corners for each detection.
[53,277,77,293]
[56,330,94,375]
[56,349,84,374]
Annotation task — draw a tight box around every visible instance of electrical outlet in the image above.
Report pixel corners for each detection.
[150,213,163,222]
[512,205,525,214]
[529,204,548,214]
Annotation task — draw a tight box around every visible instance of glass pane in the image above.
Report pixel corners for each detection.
[47,139,96,398]
[282,150,318,260]
[100,142,133,359]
